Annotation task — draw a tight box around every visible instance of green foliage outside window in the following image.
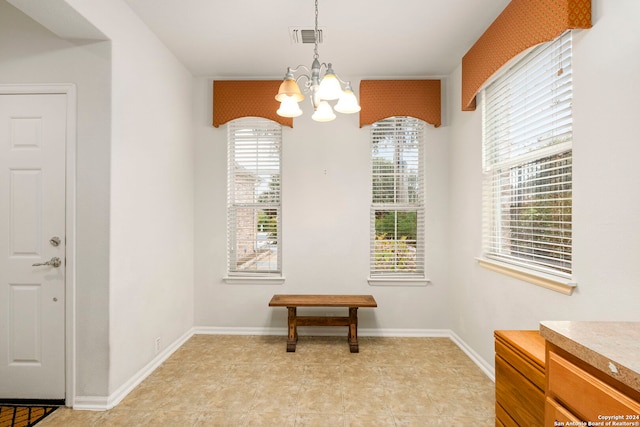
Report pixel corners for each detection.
[375,211,417,241]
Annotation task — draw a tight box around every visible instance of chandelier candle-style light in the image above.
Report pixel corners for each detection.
[275,0,360,122]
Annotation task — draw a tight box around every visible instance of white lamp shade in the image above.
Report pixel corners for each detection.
[277,96,303,118]
[311,101,336,122]
[276,78,304,102]
[334,89,361,114]
[317,73,343,100]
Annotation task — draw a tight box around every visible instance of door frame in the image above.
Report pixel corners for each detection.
[0,84,77,406]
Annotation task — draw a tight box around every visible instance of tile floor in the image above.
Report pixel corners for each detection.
[41,335,495,426]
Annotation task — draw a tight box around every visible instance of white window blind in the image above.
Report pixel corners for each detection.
[370,117,425,277]
[227,118,282,275]
[482,31,573,277]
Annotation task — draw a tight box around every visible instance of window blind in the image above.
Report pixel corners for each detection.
[227,118,282,275]
[370,117,425,277]
[482,31,572,277]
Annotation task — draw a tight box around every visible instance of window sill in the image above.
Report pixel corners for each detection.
[368,277,430,287]
[223,275,285,285]
[476,258,576,295]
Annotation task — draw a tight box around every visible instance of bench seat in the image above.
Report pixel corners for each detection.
[269,294,377,353]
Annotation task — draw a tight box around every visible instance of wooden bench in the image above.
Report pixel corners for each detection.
[268,294,377,353]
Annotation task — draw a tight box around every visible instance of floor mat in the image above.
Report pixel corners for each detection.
[0,405,58,427]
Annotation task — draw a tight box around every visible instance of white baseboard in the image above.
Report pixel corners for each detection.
[193,326,284,336]
[359,328,452,338]
[72,395,110,411]
[194,326,452,338]
[449,330,496,381]
[72,326,494,411]
[73,328,195,411]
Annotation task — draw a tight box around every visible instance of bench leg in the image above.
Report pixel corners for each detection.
[286,307,298,352]
[348,307,359,353]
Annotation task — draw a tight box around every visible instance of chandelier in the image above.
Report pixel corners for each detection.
[275,0,360,122]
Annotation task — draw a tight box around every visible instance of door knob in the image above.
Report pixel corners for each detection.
[32,257,62,268]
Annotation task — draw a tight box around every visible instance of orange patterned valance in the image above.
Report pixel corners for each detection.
[212,80,293,128]
[359,80,441,128]
[461,0,591,111]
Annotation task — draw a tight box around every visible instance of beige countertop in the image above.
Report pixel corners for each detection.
[540,321,640,394]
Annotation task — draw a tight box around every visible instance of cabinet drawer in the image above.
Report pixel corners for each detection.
[548,351,640,419]
[496,354,545,426]
[495,336,545,390]
[545,396,581,425]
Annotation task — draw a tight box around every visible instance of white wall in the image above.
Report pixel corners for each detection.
[0,0,112,397]
[3,0,197,400]
[194,77,452,333]
[63,0,196,394]
[447,0,640,369]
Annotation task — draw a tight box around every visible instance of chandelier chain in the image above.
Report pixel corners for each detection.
[313,0,319,59]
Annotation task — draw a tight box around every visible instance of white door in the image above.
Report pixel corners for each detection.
[0,93,67,400]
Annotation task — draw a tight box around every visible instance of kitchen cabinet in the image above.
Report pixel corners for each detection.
[495,330,546,426]
[541,321,640,425]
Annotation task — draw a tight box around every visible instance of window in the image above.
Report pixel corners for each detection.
[227,118,281,276]
[370,117,425,278]
[482,31,573,278]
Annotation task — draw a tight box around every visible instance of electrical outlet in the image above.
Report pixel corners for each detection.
[154,337,161,354]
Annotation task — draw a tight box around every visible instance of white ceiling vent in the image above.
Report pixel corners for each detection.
[289,27,324,44]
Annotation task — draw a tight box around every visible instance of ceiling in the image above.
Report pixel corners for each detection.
[122,0,510,80]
